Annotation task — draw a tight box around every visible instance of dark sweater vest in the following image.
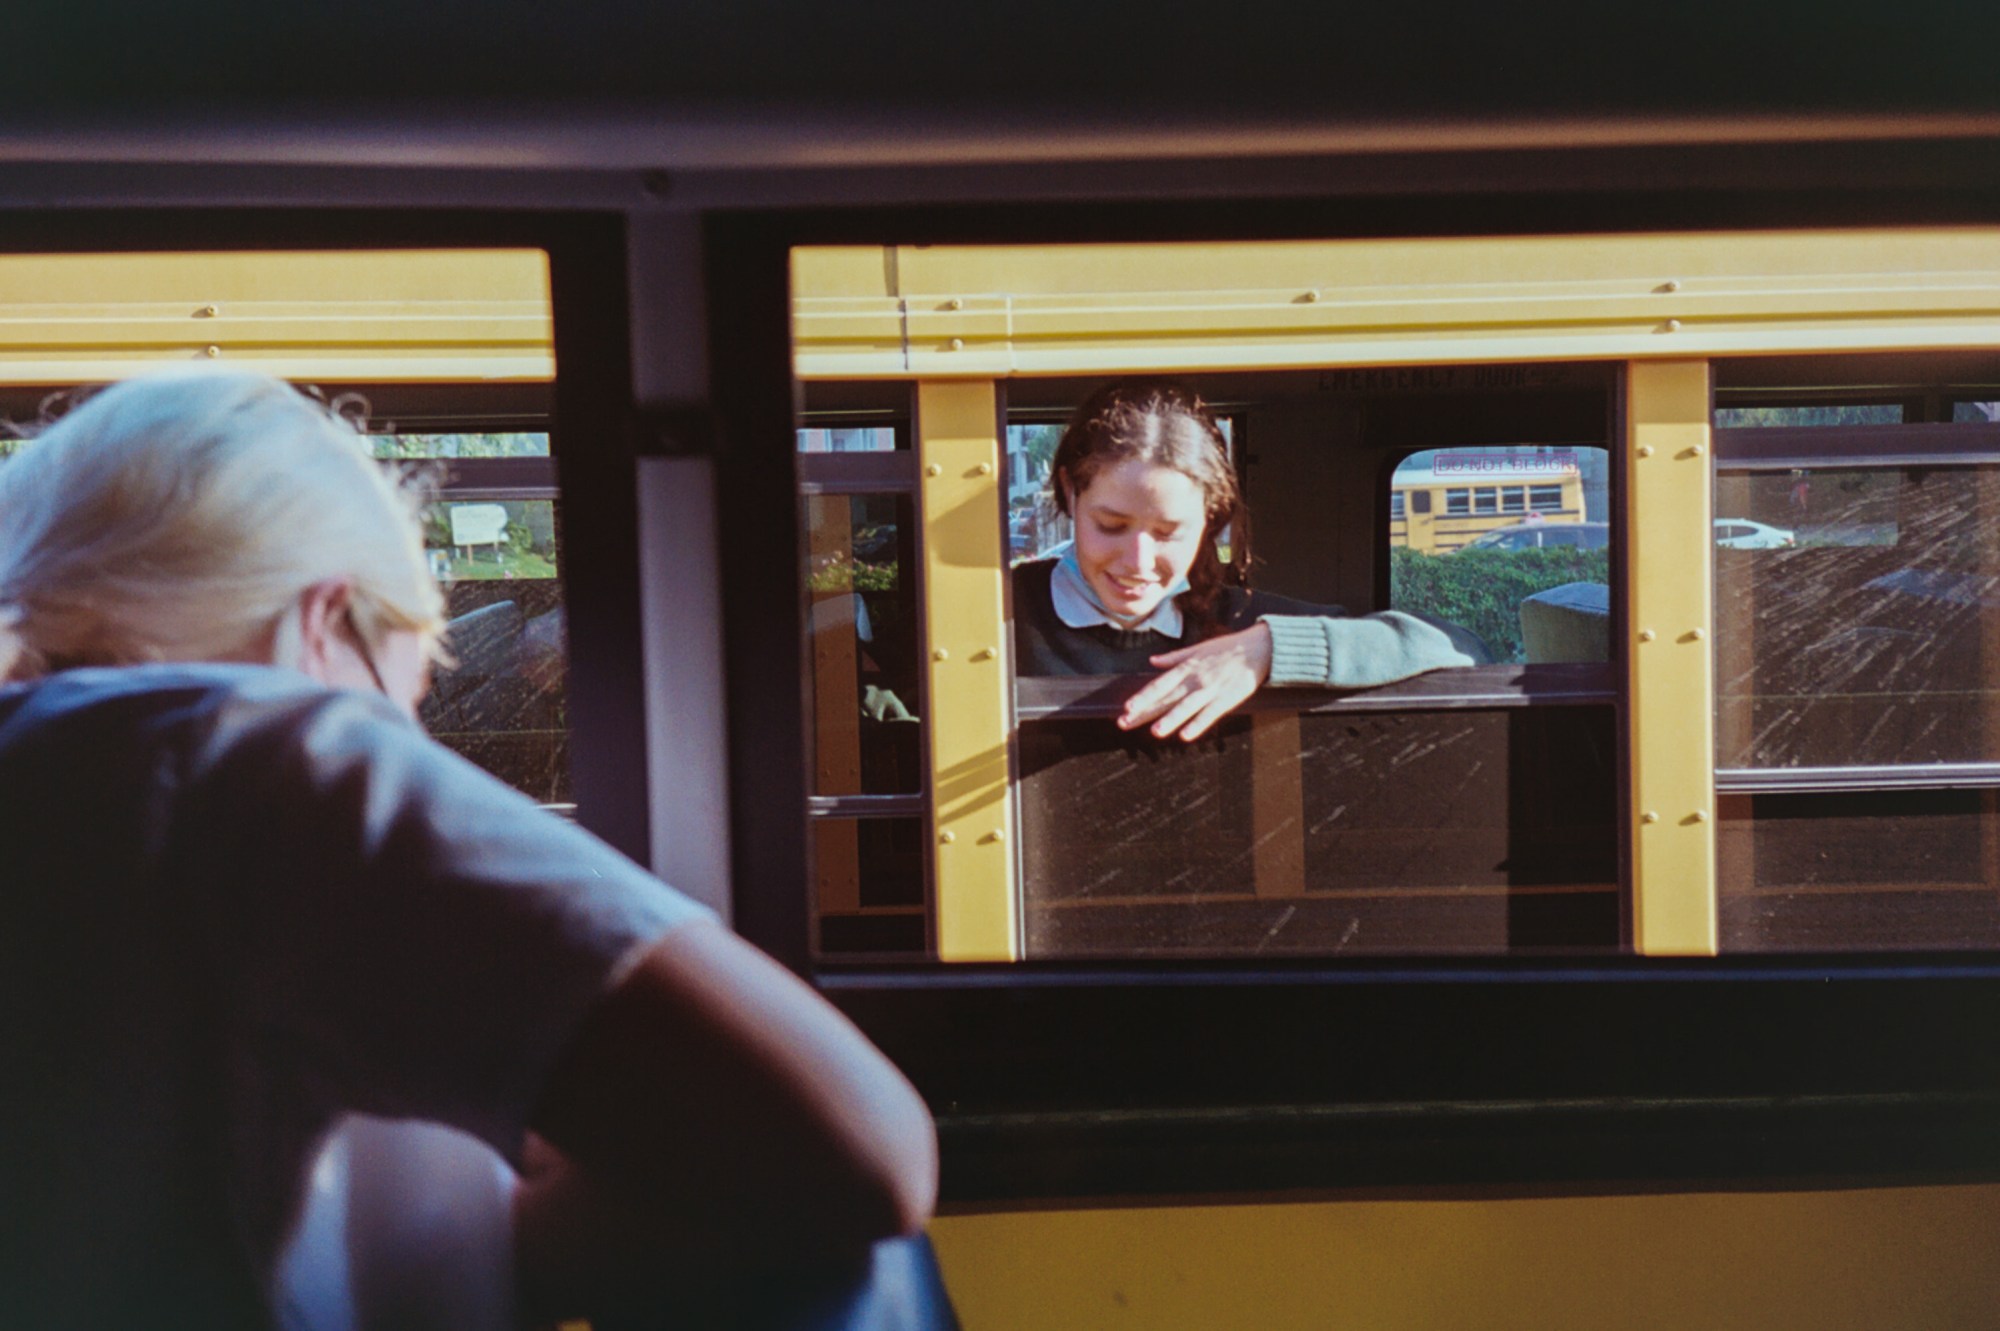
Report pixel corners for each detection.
[1010,560,1338,677]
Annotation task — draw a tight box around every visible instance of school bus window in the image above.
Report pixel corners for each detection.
[382,433,570,810]
[1006,423,1071,564]
[798,425,898,453]
[1714,403,1908,428]
[1718,789,2000,952]
[373,431,551,458]
[796,408,929,961]
[1715,456,2000,770]
[1389,445,1611,667]
[813,815,929,957]
[1713,369,2000,953]
[804,493,923,796]
[1002,369,1620,960]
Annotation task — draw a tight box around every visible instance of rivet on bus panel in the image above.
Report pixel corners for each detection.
[972,647,996,661]
[975,462,993,475]
[1661,319,1682,332]
[1690,810,1709,823]
[1689,628,1706,640]
[925,463,942,476]
[1636,445,1654,458]
[938,830,956,845]
[1638,629,1656,642]
[1689,444,1706,456]
[946,298,963,310]
[1302,290,1321,303]
[202,345,220,358]
[981,829,1004,844]
[933,648,949,661]
[196,304,219,317]
[1641,811,1660,824]
[1657,280,1681,293]
[948,337,964,351]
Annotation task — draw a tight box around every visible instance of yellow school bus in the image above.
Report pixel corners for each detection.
[788,229,2000,1322]
[8,223,2000,1327]
[1388,453,1590,553]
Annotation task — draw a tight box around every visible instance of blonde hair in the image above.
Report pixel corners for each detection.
[0,366,444,683]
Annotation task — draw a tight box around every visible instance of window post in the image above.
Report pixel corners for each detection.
[1626,359,1719,954]
[916,379,1020,961]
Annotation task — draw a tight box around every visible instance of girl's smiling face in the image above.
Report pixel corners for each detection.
[1065,458,1208,626]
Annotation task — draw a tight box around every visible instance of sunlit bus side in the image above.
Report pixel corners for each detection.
[792,230,2000,963]
[0,250,569,808]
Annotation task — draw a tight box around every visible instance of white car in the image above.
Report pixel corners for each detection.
[1714,518,1795,549]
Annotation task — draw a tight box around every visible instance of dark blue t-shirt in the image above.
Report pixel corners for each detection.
[0,665,706,1329]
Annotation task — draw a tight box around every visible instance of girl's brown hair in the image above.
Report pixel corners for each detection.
[1049,378,1250,640]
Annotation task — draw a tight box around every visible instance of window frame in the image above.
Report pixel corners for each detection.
[795,416,940,959]
[0,210,655,872]
[1712,419,2000,793]
[714,203,2000,1205]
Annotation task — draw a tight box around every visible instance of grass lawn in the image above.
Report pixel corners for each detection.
[444,549,557,580]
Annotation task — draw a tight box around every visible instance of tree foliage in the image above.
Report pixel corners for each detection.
[1389,546,1609,663]
[373,432,550,459]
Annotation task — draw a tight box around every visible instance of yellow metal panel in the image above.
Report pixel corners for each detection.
[916,380,1018,962]
[929,1185,2000,1330]
[1627,360,1717,955]
[793,230,2000,378]
[0,250,552,383]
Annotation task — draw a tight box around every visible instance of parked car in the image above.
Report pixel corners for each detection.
[1459,520,1609,552]
[1714,518,1795,549]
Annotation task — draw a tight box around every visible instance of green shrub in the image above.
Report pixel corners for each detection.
[1389,546,1609,662]
[807,557,897,595]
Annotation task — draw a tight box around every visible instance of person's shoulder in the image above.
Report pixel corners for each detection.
[2,662,325,743]
[1012,558,1056,589]
[8,664,426,797]
[1011,558,1058,614]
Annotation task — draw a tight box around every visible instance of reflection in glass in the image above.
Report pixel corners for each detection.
[1389,446,1612,663]
[1718,790,2000,951]
[813,817,927,956]
[1716,465,2000,768]
[804,494,922,795]
[1017,706,1618,958]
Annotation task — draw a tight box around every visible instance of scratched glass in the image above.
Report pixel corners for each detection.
[1715,464,2000,769]
[1717,790,2000,952]
[1016,705,1620,958]
[416,493,571,809]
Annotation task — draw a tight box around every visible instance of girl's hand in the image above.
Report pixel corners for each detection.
[1119,622,1274,741]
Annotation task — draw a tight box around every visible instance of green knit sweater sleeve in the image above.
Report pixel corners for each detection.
[1261,611,1477,688]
